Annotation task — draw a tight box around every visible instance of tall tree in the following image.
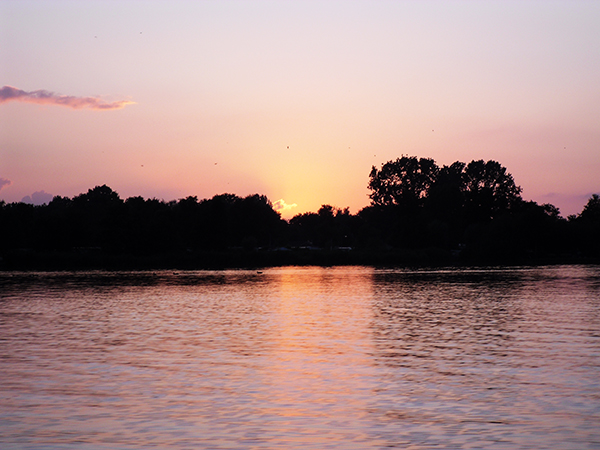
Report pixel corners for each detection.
[368,156,439,209]
[462,160,522,221]
[427,161,466,218]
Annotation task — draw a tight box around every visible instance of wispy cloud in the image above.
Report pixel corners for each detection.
[0,85,135,110]
[272,199,297,212]
[0,178,11,191]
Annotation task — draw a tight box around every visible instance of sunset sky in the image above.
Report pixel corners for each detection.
[1,0,599,218]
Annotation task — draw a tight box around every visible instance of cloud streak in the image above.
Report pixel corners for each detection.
[0,85,135,110]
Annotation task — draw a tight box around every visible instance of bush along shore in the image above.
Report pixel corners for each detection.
[2,156,599,270]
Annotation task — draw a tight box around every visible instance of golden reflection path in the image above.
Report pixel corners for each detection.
[253,266,380,445]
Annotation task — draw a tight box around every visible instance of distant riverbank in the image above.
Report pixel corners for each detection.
[2,247,597,271]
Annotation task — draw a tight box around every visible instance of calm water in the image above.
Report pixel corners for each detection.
[1,265,599,449]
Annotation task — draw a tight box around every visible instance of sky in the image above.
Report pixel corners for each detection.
[1,0,599,218]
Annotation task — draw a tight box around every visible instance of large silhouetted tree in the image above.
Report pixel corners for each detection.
[426,161,467,220]
[364,156,525,250]
[462,160,522,221]
[368,156,439,209]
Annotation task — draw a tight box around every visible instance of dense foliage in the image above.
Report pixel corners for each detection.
[1,157,598,269]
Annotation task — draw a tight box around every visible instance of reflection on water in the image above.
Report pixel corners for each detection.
[1,266,599,449]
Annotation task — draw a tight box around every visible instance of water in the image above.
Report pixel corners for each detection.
[1,265,599,449]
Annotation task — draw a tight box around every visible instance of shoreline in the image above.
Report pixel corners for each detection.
[1,248,597,271]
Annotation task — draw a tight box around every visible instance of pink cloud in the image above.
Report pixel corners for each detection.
[0,178,11,191]
[22,190,54,206]
[0,85,135,110]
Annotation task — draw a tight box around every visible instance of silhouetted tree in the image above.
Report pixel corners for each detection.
[124,196,174,254]
[462,160,522,222]
[427,162,466,215]
[579,194,600,223]
[234,194,285,247]
[289,205,358,249]
[193,193,284,250]
[173,195,201,249]
[462,200,569,262]
[0,202,36,251]
[572,194,600,257]
[368,156,439,209]
[425,161,468,246]
[37,195,75,250]
[365,156,439,249]
[70,185,126,250]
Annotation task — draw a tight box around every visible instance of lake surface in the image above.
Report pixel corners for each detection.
[1,265,599,449]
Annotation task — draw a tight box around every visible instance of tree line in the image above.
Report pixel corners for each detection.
[1,156,598,268]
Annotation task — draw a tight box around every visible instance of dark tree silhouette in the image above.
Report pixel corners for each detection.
[289,205,357,249]
[230,194,285,248]
[70,185,126,250]
[0,165,598,269]
[124,195,175,254]
[579,194,600,223]
[0,201,36,251]
[572,194,600,256]
[462,160,522,221]
[368,156,439,209]
[364,157,527,252]
[426,161,468,244]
